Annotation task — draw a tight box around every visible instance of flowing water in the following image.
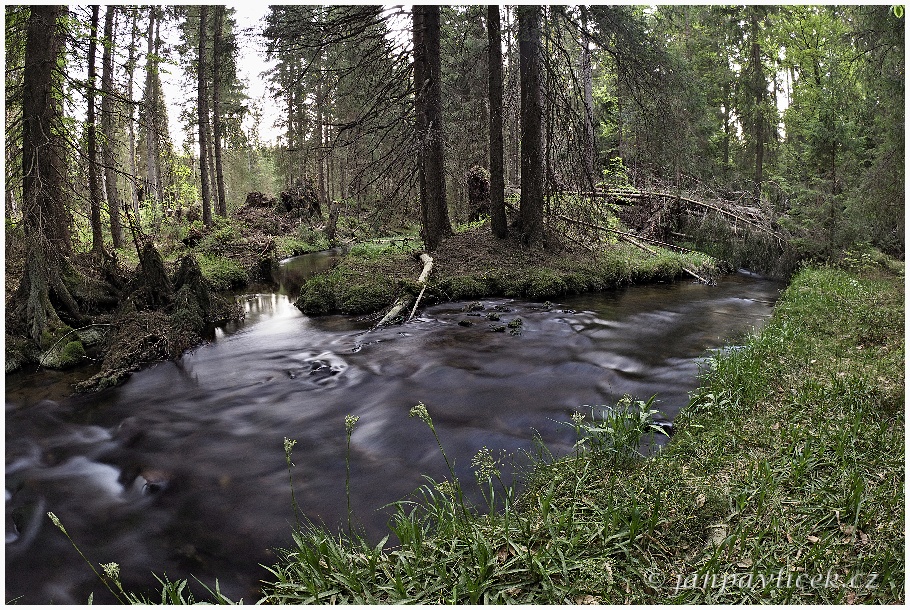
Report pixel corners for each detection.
[5,251,782,604]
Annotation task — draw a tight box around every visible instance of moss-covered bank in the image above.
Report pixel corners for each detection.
[256,258,903,604]
[295,226,717,316]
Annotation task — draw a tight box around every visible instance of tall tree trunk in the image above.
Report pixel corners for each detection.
[413,5,452,252]
[126,7,140,219]
[504,6,520,186]
[206,113,218,213]
[144,6,160,218]
[487,5,507,239]
[722,82,731,176]
[16,5,81,343]
[101,5,122,248]
[517,5,545,247]
[316,78,328,208]
[212,4,227,216]
[580,10,595,186]
[86,5,104,253]
[750,10,764,204]
[198,6,212,227]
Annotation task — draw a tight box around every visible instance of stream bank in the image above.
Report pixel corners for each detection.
[296,225,718,317]
[261,259,904,604]
[6,259,779,604]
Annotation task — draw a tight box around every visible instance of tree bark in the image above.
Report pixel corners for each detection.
[101,5,122,248]
[86,5,104,253]
[580,12,595,186]
[487,5,507,239]
[198,6,213,227]
[16,5,79,343]
[212,5,227,216]
[144,7,160,216]
[126,7,140,219]
[750,10,764,204]
[316,77,328,208]
[413,5,452,252]
[517,5,545,247]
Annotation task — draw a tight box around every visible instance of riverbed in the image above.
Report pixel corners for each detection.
[5,254,781,603]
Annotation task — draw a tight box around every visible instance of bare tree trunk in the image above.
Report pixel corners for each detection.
[207,114,218,213]
[750,10,764,204]
[126,7,140,218]
[101,5,122,248]
[198,6,213,227]
[212,5,227,216]
[487,5,507,238]
[580,13,595,186]
[316,78,328,208]
[144,6,160,218]
[413,5,452,252]
[517,5,545,247]
[86,5,104,253]
[722,82,731,176]
[504,6,520,187]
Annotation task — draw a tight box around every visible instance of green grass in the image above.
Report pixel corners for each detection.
[264,261,904,604]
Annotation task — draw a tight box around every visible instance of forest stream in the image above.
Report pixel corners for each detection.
[5,251,782,604]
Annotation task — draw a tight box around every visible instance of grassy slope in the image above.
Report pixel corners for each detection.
[260,261,904,604]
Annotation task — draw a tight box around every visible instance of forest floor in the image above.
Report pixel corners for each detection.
[258,257,905,604]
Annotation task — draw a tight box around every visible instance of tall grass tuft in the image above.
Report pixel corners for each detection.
[46,512,238,604]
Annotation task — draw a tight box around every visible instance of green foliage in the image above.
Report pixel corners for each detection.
[525,270,567,300]
[274,224,331,258]
[198,216,240,253]
[454,217,489,234]
[349,237,422,259]
[838,243,904,275]
[599,156,632,189]
[567,396,668,467]
[295,265,399,316]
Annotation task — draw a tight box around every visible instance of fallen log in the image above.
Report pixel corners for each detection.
[557,215,713,285]
[592,189,780,240]
[375,253,433,328]
[556,215,694,253]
